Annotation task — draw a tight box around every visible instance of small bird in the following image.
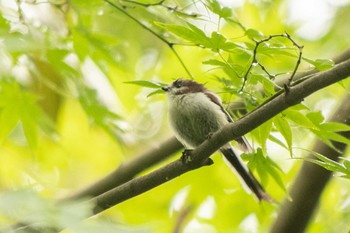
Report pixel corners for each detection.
[162,78,271,202]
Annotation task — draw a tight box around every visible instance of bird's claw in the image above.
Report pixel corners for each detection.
[181,149,214,167]
[206,132,214,140]
[181,149,193,164]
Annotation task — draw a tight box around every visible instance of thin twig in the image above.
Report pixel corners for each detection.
[122,0,165,7]
[240,33,303,92]
[104,0,193,78]
[285,32,304,85]
[121,0,198,17]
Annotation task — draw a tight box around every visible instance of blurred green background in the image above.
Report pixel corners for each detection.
[1,0,350,232]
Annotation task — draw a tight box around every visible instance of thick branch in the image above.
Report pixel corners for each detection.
[270,93,350,233]
[63,137,182,201]
[90,59,350,215]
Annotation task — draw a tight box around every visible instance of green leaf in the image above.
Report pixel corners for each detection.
[311,129,340,152]
[268,134,289,150]
[301,149,349,176]
[248,74,275,95]
[319,122,350,132]
[243,148,287,192]
[22,117,38,149]
[318,131,350,145]
[203,59,242,79]
[340,157,350,170]
[79,87,122,135]
[0,80,55,148]
[124,80,164,89]
[274,115,293,156]
[155,22,210,46]
[210,31,236,51]
[285,109,317,129]
[206,0,232,19]
[203,59,227,67]
[306,111,324,125]
[254,120,273,155]
[245,28,265,41]
[258,43,297,58]
[303,58,334,71]
[147,89,165,97]
[303,157,344,174]
[0,104,20,142]
[290,104,310,111]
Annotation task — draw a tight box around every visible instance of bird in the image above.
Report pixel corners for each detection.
[162,78,272,202]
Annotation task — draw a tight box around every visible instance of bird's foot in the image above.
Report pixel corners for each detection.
[181,149,193,164]
[181,149,214,167]
[206,132,214,140]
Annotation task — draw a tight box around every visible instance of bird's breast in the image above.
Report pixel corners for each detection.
[168,93,228,148]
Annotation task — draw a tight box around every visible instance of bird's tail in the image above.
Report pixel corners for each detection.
[220,147,272,202]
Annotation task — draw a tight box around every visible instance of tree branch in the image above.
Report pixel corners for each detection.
[90,59,350,215]
[63,137,182,201]
[270,93,350,233]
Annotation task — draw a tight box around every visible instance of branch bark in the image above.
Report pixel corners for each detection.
[63,136,182,201]
[90,59,350,215]
[270,93,350,233]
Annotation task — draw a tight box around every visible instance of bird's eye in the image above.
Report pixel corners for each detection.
[173,80,182,88]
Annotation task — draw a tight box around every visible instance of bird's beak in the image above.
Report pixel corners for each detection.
[162,86,169,92]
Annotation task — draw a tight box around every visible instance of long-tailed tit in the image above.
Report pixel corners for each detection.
[162,79,271,202]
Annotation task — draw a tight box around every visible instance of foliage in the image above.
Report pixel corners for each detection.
[0,0,350,232]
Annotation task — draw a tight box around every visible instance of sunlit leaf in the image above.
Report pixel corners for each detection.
[245,29,265,41]
[206,0,232,19]
[274,115,293,156]
[147,89,165,97]
[318,131,350,145]
[340,157,350,170]
[319,122,350,132]
[203,59,227,67]
[306,111,324,125]
[0,103,20,142]
[242,148,286,192]
[254,120,273,155]
[155,22,210,46]
[268,134,288,150]
[303,58,334,71]
[203,59,242,80]
[300,149,350,177]
[258,43,297,58]
[22,112,38,149]
[247,74,275,95]
[310,129,339,152]
[210,31,236,51]
[125,80,164,89]
[285,109,317,129]
[79,87,123,135]
[0,80,55,148]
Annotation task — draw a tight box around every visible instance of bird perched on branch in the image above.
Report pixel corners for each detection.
[162,78,272,202]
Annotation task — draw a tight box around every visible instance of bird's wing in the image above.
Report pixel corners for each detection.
[204,91,252,153]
